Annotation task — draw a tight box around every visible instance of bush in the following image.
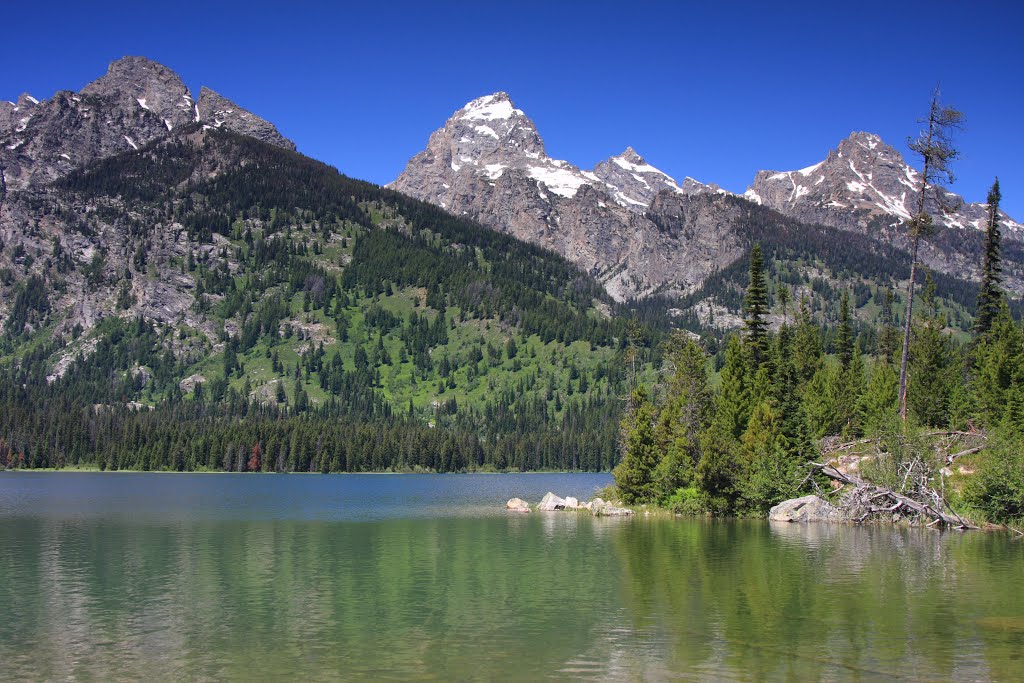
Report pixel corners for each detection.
[665,486,710,516]
[963,432,1024,523]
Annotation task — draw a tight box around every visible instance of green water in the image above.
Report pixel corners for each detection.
[1,474,1023,681]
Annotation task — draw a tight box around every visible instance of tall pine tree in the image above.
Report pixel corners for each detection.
[743,244,770,368]
[975,178,1003,336]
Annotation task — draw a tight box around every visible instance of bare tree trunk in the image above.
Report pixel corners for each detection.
[898,238,919,424]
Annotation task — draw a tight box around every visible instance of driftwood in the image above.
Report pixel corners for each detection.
[810,462,976,530]
[820,437,879,455]
[946,446,984,465]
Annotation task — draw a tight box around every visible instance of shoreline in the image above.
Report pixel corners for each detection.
[0,468,614,476]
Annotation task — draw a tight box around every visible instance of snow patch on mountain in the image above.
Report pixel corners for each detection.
[459,93,522,122]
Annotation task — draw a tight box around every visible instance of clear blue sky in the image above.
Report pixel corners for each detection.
[5,0,1023,217]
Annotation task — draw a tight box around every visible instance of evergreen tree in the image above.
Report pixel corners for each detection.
[715,336,753,440]
[613,387,659,504]
[743,244,770,367]
[777,284,791,324]
[836,341,866,437]
[792,295,823,383]
[908,275,953,426]
[971,301,1023,428]
[836,290,854,368]
[876,288,899,366]
[651,334,712,500]
[803,365,840,438]
[738,401,796,514]
[860,362,900,436]
[975,178,1003,336]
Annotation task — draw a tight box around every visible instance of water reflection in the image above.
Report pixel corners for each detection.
[1,486,1023,680]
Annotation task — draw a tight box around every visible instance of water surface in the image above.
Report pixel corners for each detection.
[1,473,1022,681]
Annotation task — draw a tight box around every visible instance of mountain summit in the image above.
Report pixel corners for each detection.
[0,56,294,191]
[747,131,1021,237]
[395,93,1022,301]
[392,92,737,300]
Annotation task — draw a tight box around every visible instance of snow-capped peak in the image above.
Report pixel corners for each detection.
[458,92,523,122]
[610,148,679,184]
[747,131,1021,237]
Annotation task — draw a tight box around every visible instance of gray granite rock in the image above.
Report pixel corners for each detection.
[769,495,842,523]
[197,87,295,150]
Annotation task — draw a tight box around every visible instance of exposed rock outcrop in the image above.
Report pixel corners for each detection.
[747,132,1024,294]
[197,87,294,150]
[537,492,569,511]
[391,92,741,301]
[506,497,531,513]
[769,495,842,523]
[0,56,295,192]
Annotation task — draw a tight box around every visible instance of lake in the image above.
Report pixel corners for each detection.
[1,472,1022,681]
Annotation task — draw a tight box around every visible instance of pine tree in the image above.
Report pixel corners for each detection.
[877,288,899,366]
[860,362,900,436]
[652,334,712,500]
[899,90,963,423]
[778,283,791,324]
[975,178,1003,336]
[837,341,866,437]
[743,244,770,367]
[792,295,823,383]
[908,274,953,426]
[971,301,1023,428]
[716,336,752,440]
[739,401,802,514]
[836,290,854,368]
[613,387,660,504]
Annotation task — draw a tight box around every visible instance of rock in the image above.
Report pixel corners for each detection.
[590,497,634,517]
[748,132,1023,292]
[564,496,579,509]
[196,86,295,150]
[505,498,530,513]
[1,56,296,192]
[390,92,744,302]
[178,373,206,393]
[769,495,842,523]
[537,492,568,511]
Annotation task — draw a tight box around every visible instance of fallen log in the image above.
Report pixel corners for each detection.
[946,446,984,465]
[809,462,975,530]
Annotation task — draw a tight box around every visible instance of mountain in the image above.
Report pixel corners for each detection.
[394,94,1023,302]
[747,132,1022,237]
[0,61,637,472]
[391,93,740,301]
[0,56,293,192]
[746,132,1023,294]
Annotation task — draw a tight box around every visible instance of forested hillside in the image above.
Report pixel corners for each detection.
[0,127,637,471]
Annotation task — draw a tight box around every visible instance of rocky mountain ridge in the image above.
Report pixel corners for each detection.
[747,131,1022,238]
[391,93,739,300]
[394,93,1021,300]
[0,56,293,192]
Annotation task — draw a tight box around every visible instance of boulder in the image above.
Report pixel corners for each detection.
[590,498,634,517]
[537,492,568,511]
[505,498,530,513]
[769,495,841,523]
[564,496,579,509]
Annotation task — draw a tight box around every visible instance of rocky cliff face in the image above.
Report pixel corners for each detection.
[747,132,1022,238]
[392,93,732,300]
[396,95,1022,300]
[0,56,293,192]
[197,86,295,150]
[745,132,1023,293]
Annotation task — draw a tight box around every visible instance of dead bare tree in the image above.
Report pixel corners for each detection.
[898,89,964,425]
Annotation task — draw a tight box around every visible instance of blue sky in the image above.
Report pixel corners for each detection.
[5,0,1023,217]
